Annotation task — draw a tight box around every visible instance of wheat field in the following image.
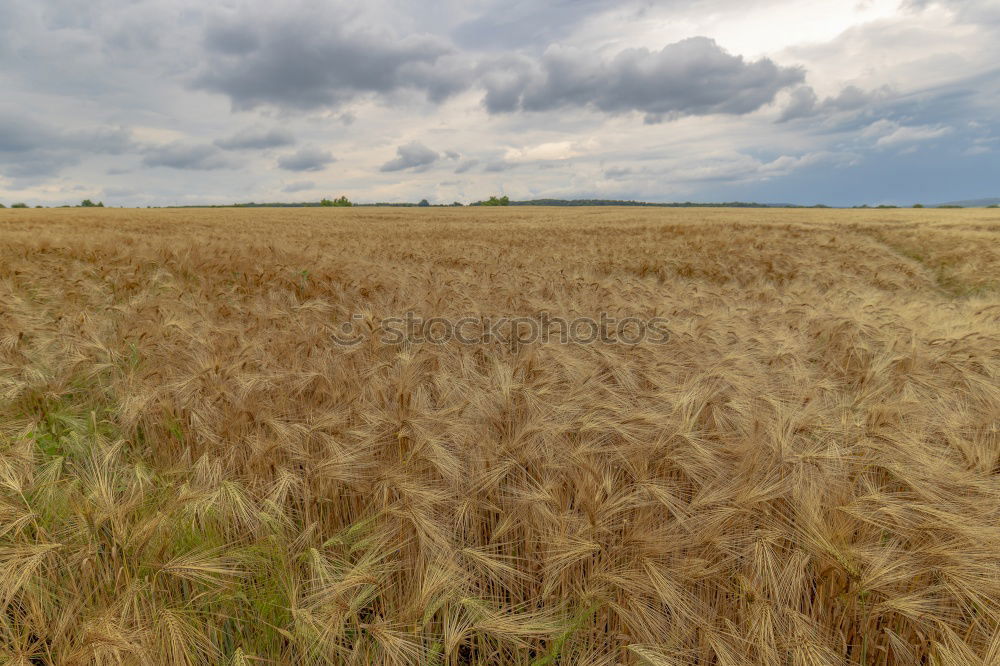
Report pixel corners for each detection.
[0,206,998,665]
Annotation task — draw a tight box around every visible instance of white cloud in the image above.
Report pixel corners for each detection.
[504,141,585,163]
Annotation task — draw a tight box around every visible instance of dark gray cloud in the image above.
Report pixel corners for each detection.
[1,153,79,179]
[778,87,819,122]
[204,20,260,56]
[0,115,52,154]
[380,142,440,172]
[3,0,998,207]
[215,127,295,150]
[196,10,468,111]
[277,147,335,172]
[0,112,132,155]
[481,38,804,121]
[193,7,801,124]
[0,111,133,179]
[779,85,892,122]
[142,142,233,170]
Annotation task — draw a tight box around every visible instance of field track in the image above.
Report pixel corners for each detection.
[1,207,999,664]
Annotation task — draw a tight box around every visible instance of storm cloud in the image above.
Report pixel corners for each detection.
[196,10,468,111]
[0,112,133,179]
[481,38,804,121]
[380,142,440,172]
[193,8,802,125]
[1,0,998,206]
[0,114,132,157]
[779,85,893,122]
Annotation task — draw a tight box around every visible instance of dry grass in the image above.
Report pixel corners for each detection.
[0,206,998,665]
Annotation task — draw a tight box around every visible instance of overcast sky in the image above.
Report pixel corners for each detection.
[1,0,998,206]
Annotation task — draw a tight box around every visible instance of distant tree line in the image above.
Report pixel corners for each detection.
[0,199,102,209]
[508,199,778,207]
[230,197,350,208]
[471,195,510,206]
[10,196,990,210]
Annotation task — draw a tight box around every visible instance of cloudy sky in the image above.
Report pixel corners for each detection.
[1,0,998,207]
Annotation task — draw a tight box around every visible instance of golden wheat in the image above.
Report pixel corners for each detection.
[0,206,998,664]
